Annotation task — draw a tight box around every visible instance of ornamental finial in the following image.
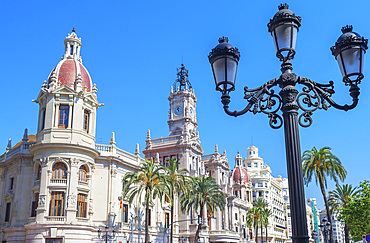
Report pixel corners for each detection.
[173,63,192,91]
[218,36,228,44]
[278,3,289,10]
[72,26,76,32]
[341,25,353,33]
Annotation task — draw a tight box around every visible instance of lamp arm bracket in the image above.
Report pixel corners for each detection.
[222,78,283,129]
[298,77,359,111]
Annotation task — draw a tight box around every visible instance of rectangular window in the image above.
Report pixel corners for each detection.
[46,238,63,243]
[31,193,39,217]
[41,109,46,130]
[165,212,170,229]
[147,209,151,226]
[58,105,69,128]
[77,194,87,218]
[49,192,64,216]
[70,45,74,55]
[235,213,238,220]
[83,110,89,133]
[5,202,11,222]
[9,178,14,190]
[123,204,128,223]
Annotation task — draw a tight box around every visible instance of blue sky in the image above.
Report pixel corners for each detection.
[1,1,369,210]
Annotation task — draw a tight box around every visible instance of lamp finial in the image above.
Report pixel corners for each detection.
[341,25,353,33]
[218,36,228,44]
[278,3,289,10]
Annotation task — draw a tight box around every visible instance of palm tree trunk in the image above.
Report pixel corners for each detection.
[261,222,263,243]
[195,204,204,243]
[256,224,259,243]
[344,224,350,243]
[265,225,268,243]
[145,189,150,243]
[170,201,174,243]
[318,176,333,243]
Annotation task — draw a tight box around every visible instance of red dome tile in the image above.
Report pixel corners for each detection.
[233,167,249,184]
[79,63,91,92]
[58,60,76,87]
[47,59,92,92]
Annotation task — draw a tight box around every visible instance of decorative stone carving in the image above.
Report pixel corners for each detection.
[38,195,46,207]
[67,195,77,207]
[71,158,79,167]
[110,164,117,177]
[39,157,49,167]
[88,199,93,214]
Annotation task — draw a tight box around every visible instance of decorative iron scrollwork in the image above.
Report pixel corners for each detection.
[296,77,335,127]
[243,79,283,129]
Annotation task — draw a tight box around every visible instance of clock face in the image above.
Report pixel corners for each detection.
[190,107,194,117]
[174,106,183,116]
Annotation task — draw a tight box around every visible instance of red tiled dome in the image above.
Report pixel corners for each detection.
[47,59,92,92]
[232,167,249,184]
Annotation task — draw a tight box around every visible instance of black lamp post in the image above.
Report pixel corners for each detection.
[319,218,331,243]
[98,214,117,243]
[208,4,367,243]
[312,229,318,243]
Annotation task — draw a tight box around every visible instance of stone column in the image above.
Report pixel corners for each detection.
[36,158,50,222]
[66,158,79,222]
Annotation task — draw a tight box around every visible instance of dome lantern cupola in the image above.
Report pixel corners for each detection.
[64,27,82,60]
[235,152,242,166]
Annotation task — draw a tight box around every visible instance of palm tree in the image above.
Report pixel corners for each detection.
[180,176,226,242]
[162,158,189,243]
[328,184,359,243]
[302,146,347,243]
[262,208,272,243]
[122,158,166,243]
[255,198,268,243]
[246,198,267,243]
[246,207,261,243]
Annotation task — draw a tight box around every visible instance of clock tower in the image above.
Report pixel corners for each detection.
[168,63,198,137]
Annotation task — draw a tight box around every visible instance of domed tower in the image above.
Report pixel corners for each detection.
[34,28,101,147]
[30,29,101,224]
[231,153,251,201]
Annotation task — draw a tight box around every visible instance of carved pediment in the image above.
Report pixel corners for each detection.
[53,85,76,94]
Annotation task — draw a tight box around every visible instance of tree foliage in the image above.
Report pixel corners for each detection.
[162,158,189,243]
[122,158,166,243]
[339,180,370,242]
[328,184,359,243]
[180,176,226,242]
[246,198,269,243]
[302,146,347,243]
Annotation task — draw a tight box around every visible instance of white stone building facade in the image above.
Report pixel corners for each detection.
[0,30,319,243]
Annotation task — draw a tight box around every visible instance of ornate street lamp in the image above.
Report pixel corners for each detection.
[179,235,187,243]
[98,226,116,243]
[98,214,117,243]
[319,218,331,243]
[208,3,367,243]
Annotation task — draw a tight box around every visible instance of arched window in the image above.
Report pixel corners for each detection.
[52,163,67,179]
[36,164,41,180]
[79,165,88,182]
